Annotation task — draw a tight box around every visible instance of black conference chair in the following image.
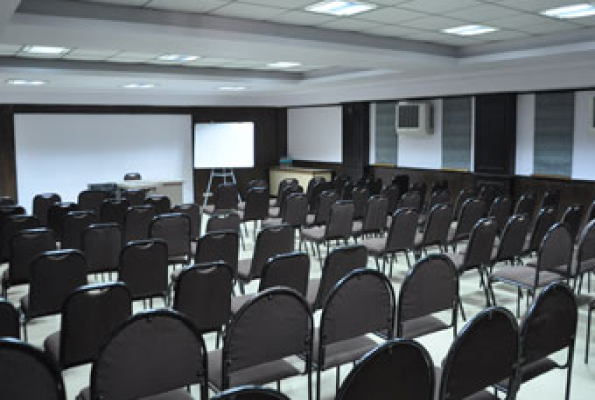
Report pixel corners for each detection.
[32,193,61,226]
[78,189,107,214]
[212,386,290,400]
[0,298,20,338]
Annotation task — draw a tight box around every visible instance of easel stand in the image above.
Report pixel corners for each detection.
[202,168,241,208]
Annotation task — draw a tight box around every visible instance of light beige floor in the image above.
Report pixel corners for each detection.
[2,221,594,399]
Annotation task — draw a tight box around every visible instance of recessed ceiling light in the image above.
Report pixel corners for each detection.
[306,1,376,17]
[157,54,200,62]
[442,25,498,37]
[267,61,302,68]
[541,3,595,19]
[122,83,156,89]
[22,45,69,55]
[6,79,48,86]
[218,86,247,91]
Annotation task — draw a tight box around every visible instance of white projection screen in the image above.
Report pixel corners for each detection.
[193,122,254,169]
[14,114,193,211]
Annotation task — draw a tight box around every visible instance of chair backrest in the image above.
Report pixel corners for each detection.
[78,190,107,214]
[488,195,512,233]
[336,339,434,400]
[427,189,451,212]
[0,338,66,400]
[32,193,61,225]
[410,181,427,205]
[7,228,56,286]
[367,177,383,196]
[320,269,395,348]
[278,177,299,197]
[206,211,240,233]
[144,195,171,215]
[314,190,339,225]
[248,225,295,279]
[61,210,98,250]
[173,203,201,240]
[478,184,499,210]
[99,199,129,226]
[83,223,122,274]
[527,207,557,253]
[90,310,208,400]
[277,184,302,216]
[214,183,239,211]
[173,262,234,333]
[453,198,486,242]
[361,195,389,234]
[521,283,577,367]
[0,205,26,228]
[462,217,498,269]
[577,219,595,275]
[223,288,312,383]
[121,189,146,206]
[307,177,327,209]
[282,192,309,227]
[581,199,595,233]
[325,201,354,240]
[386,208,418,253]
[259,252,310,296]
[0,196,14,206]
[438,307,519,400]
[243,187,270,221]
[514,193,536,222]
[397,254,458,337]
[398,191,422,212]
[313,245,368,310]
[27,249,87,318]
[421,204,453,247]
[382,184,401,215]
[194,230,239,276]
[119,239,168,300]
[123,172,141,181]
[0,299,19,338]
[350,186,369,220]
[58,282,132,369]
[247,179,268,192]
[536,223,573,278]
[123,204,156,243]
[540,189,561,213]
[213,386,291,400]
[561,204,583,242]
[0,215,41,261]
[149,213,191,261]
[496,214,531,262]
[453,188,475,220]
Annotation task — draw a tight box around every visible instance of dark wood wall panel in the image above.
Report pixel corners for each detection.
[474,94,517,175]
[0,106,17,200]
[342,102,370,180]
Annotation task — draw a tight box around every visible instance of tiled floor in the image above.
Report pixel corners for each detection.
[2,223,594,399]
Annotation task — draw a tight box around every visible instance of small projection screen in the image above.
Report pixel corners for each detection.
[193,122,255,169]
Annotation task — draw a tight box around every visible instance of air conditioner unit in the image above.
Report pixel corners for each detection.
[589,95,595,135]
[396,101,434,136]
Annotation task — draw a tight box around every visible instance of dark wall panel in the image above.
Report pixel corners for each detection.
[0,106,17,200]
[474,94,517,175]
[342,102,370,179]
[442,97,472,170]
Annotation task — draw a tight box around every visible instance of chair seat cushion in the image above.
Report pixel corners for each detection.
[361,237,386,256]
[202,205,215,215]
[207,349,302,390]
[490,266,563,289]
[498,357,558,388]
[268,207,280,218]
[352,221,363,234]
[237,259,252,280]
[231,294,254,314]
[312,329,378,371]
[575,257,595,275]
[44,331,61,366]
[77,387,194,400]
[444,252,465,269]
[261,218,282,229]
[306,278,320,309]
[301,226,325,242]
[398,315,450,340]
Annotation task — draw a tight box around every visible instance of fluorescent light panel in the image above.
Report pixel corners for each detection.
[218,86,247,91]
[267,61,302,68]
[157,54,199,62]
[6,79,48,86]
[306,1,376,16]
[122,83,156,89]
[442,25,498,36]
[22,45,69,55]
[541,3,595,19]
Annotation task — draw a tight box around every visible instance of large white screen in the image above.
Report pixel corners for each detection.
[14,114,193,211]
[194,122,254,169]
[288,106,342,163]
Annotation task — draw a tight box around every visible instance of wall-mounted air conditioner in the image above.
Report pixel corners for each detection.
[589,95,595,135]
[396,101,434,136]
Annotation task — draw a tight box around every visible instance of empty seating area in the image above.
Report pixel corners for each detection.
[1,175,594,400]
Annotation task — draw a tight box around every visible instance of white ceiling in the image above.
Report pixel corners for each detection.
[0,0,594,104]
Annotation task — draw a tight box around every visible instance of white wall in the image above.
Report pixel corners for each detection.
[14,114,193,211]
[572,90,595,180]
[515,94,535,176]
[287,106,342,163]
[397,99,442,169]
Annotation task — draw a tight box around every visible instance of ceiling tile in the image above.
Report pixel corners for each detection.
[400,15,468,30]
[444,4,520,22]
[354,7,428,24]
[399,0,482,14]
[81,0,149,6]
[209,3,285,19]
[0,44,21,56]
[489,13,557,29]
[107,51,156,62]
[479,30,530,41]
[238,0,313,8]
[320,19,383,32]
[268,11,337,26]
[363,25,425,38]
[483,0,582,13]
[517,20,580,34]
[146,0,229,13]
[63,49,121,61]
[574,16,595,27]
